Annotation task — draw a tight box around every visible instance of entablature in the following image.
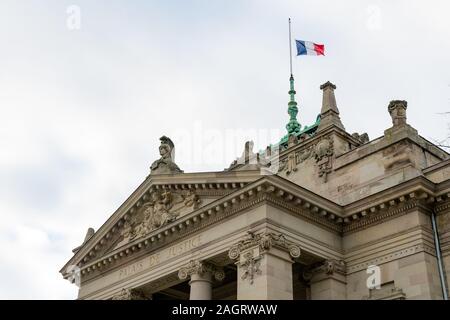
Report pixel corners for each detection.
[61,175,447,284]
[61,175,345,282]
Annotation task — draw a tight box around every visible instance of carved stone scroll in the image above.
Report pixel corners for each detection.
[178,260,225,282]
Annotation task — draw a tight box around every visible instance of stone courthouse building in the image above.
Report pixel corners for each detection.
[60,77,450,300]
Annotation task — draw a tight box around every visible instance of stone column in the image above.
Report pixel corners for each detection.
[228,232,301,300]
[305,259,347,300]
[178,260,225,300]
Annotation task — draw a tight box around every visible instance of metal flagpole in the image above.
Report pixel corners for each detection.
[289,18,293,76]
[286,17,300,136]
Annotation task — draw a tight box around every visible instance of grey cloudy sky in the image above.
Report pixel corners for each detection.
[0,0,449,299]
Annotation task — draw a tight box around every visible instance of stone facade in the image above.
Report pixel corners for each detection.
[60,79,450,300]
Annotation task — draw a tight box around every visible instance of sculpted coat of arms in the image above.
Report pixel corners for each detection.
[119,189,201,245]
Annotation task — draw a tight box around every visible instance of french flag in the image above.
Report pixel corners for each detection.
[296,40,325,56]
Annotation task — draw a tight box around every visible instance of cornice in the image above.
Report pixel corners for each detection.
[334,176,439,234]
[265,175,344,215]
[343,199,427,234]
[343,177,435,217]
[62,174,444,280]
[265,194,342,233]
[434,180,450,214]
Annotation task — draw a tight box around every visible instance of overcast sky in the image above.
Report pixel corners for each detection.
[0,0,449,299]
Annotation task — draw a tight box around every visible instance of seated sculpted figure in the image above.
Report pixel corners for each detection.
[150,136,183,174]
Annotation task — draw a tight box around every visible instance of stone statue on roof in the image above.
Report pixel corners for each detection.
[150,136,183,175]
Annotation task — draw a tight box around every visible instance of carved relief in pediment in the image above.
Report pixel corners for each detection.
[114,189,202,249]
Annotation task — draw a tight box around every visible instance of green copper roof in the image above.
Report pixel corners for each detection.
[258,114,321,156]
[279,114,320,145]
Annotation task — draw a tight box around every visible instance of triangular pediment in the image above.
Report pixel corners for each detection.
[60,170,262,275]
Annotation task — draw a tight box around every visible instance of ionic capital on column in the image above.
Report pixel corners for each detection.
[228,231,301,284]
[228,231,301,261]
[177,260,225,282]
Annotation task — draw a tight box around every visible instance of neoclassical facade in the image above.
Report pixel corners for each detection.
[60,79,450,300]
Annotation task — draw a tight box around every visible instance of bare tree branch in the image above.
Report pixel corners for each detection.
[429,137,450,151]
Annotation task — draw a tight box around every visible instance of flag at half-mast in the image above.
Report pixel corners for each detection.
[295,40,325,56]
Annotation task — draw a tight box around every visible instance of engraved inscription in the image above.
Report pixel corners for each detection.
[148,253,161,268]
[168,236,201,258]
[118,262,144,279]
[117,235,202,281]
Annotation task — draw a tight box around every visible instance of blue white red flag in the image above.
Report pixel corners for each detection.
[295,40,325,56]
